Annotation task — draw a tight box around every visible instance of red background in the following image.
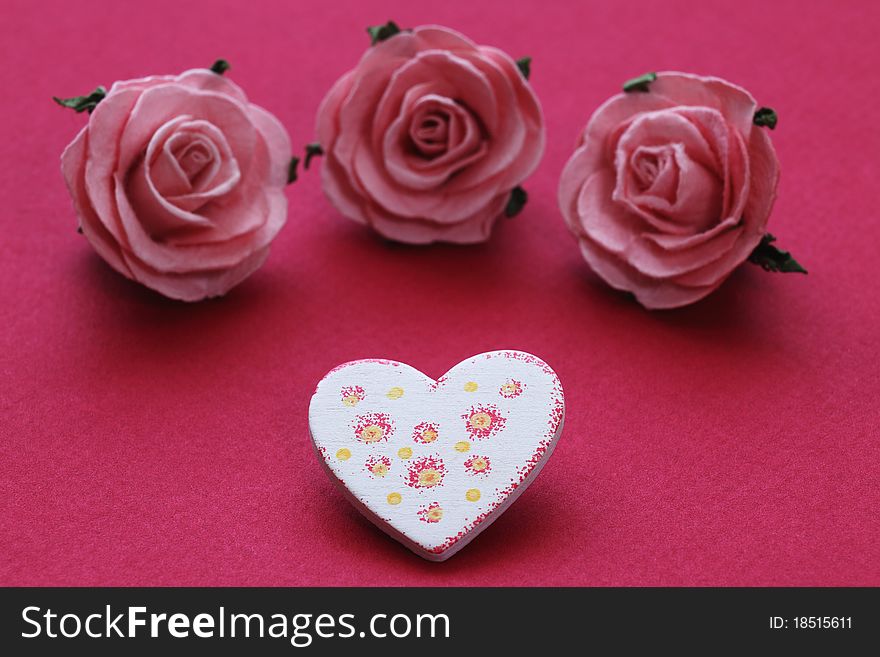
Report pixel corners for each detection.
[1,0,878,586]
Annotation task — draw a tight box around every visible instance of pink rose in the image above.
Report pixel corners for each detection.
[60,68,291,301]
[558,72,780,309]
[316,25,545,244]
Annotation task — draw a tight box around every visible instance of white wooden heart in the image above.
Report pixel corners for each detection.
[309,350,565,561]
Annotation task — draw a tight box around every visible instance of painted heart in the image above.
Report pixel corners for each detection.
[308,350,565,561]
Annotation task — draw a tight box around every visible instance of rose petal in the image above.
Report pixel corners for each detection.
[246,102,294,189]
[674,128,778,287]
[61,127,131,276]
[411,25,480,53]
[670,107,750,224]
[109,74,176,95]
[352,140,502,223]
[316,70,356,149]
[366,192,507,244]
[121,244,270,301]
[332,31,427,178]
[316,69,369,225]
[662,143,722,231]
[321,151,370,226]
[177,69,249,104]
[558,145,594,235]
[83,87,145,248]
[578,237,722,309]
[577,169,643,255]
[643,214,741,251]
[742,126,780,235]
[627,223,744,279]
[651,72,757,143]
[443,47,536,191]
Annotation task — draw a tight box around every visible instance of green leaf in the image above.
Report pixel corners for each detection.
[287,156,300,184]
[52,86,107,114]
[504,186,528,218]
[209,59,231,75]
[516,56,532,80]
[747,233,807,273]
[753,107,778,130]
[622,72,657,93]
[367,21,402,45]
[304,142,324,170]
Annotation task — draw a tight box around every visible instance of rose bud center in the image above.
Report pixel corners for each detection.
[616,118,725,234]
[175,139,215,183]
[411,113,450,153]
[127,117,244,237]
[406,94,483,165]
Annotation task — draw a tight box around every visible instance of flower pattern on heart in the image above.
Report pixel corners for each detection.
[365,455,391,478]
[499,379,524,398]
[353,412,394,444]
[463,403,506,440]
[418,503,444,524]
[405,455,447,490]
[464,455,491,476]
[412,421,440,444]
[341,385,366,407]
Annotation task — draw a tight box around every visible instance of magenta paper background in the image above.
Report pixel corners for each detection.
[1,0,878,586]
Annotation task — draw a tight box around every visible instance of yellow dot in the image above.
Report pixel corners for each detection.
[387,492,402,505]
[336,448,351,461]
[466,488,481,502]
[386,386,404,399]
[464,381,478,392]
[454,441,471,453]
[397,447,413,459]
